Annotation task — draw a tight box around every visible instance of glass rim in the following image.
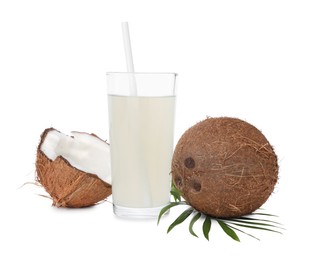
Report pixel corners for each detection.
[106,72,178,76]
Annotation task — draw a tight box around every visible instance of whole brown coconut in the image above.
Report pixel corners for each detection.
[172,117,278,218]
[36,128,112,208]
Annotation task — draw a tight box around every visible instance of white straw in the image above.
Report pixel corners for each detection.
[122,22,137,95]
[121,22,153,206]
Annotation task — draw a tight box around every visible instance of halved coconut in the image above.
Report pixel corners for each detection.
[35,128,112,208]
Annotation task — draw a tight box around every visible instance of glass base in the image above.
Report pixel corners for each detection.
[113,204,169,219]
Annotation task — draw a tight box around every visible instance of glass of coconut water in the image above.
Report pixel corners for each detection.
[107,72,177,218]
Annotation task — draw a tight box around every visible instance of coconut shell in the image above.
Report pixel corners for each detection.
[36,128,112,208]
[172,117,278,218]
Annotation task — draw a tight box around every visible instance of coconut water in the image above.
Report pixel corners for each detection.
[108,95,175,209]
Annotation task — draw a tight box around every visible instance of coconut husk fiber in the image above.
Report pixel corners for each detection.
[172,117,278,218]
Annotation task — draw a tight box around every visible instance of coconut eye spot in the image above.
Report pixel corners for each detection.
[184,157,195,169]
[191,180,201,192]
[174,175,183,188]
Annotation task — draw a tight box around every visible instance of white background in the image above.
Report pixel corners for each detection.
[1,0,318,259]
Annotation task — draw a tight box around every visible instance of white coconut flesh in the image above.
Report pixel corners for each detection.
[40,129,112,185]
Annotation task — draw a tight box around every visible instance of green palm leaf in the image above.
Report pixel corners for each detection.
[238,216,283,226]
[170,181,183,202]
[167,207,194,233]
[224,223,260,241]
[202,216,212,241]
[189,212,201,237]
[217,220,240,242]
[221,218,284,230]
[157,188,283,242]
[252,212,279,217]
[226,222,283,234]
[157,202,183,225]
